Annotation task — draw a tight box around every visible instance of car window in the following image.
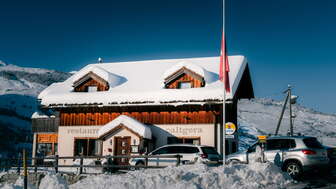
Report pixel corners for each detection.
[151,147,169,155]
[266,139,295,150]
[303,138,323,149]
[182,146,199,153]
[164,146,200,154]
[167,146,179,154]
[201,147,218,155]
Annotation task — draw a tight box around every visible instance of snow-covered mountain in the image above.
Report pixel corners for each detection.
[0,61,71,157]
[238,98,336,150]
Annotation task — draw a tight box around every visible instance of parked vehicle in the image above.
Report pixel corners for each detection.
[226,136,329,178]
[129,144,221,167]
[325,146,336,166]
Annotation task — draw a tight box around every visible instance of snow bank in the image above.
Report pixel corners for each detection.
[0,162,292,189]
[39,173,68,189]
[0,176,36,189]
[98,115,152,139]
[69,162,291,189]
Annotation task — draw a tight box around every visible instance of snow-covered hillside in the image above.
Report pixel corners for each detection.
[0,61,71,157]
[238,98,336,150]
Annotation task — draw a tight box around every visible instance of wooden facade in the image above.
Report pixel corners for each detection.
[60,110,217,126]
[164,67,205,89]
[73,72,109,92]
[32,117,59,132]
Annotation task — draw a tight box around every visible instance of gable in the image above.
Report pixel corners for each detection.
[234,64,254,100]
[73,72,109,92]
[164,67,205,89]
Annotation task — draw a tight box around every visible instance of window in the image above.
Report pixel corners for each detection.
[167,137,200,145]
[74,138,98,156]
[201,147,219,155]
[37,143,53,156]
[152,146,199,155]
[266,139,296,151]
[178,81,192,89]
[303,138,323,149]
[181,146,199,153]
[87,86,98,92]
[167,137,183,144]
[152,147,169,155]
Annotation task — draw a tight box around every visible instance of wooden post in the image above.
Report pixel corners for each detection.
[5,159,8,172]
[246,152,249,164]
[23,149,28,189]
[55,155,59,173]
[176,155,181,166]
[17,154,21,175]
[34,158,37,173]
[145,156,148,167]
[79,156,83,174]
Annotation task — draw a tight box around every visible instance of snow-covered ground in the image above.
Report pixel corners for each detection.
[0,162,293,189]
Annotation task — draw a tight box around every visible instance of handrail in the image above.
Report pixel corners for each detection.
[0,154,183,174]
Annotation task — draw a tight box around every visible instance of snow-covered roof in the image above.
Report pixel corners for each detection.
[98,115,152,139]
[31,111,50,119]
[38,56,250,107]
[72,65,126,88]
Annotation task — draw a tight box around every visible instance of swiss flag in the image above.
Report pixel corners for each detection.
[219,32,230,93]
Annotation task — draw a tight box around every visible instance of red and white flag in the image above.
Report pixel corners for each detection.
[219,32,230,93]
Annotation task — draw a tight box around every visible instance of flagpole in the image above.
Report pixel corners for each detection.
[222,0,226,166]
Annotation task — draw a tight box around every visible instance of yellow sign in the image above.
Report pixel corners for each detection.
[258,135,267,143]
[225,122,236,135]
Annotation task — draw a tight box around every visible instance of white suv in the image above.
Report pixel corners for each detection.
[129,144,221,166]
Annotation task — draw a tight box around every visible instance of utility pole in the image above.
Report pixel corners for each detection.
[288,85,293,136]
[275,85,298,136]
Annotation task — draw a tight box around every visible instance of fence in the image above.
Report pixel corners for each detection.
[0,153,183,175]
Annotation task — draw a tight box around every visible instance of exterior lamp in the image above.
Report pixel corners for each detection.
[290,95,298,104]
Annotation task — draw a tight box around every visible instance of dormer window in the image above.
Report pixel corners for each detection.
[73,72,109,92]
[178,81,192,89]
[164,67,205,89]
[87,86,98,92]
[163,62,206,89]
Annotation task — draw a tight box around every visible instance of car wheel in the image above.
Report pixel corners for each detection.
[135,161,145,170]
[285,161,302,179]
[227,159,240,165]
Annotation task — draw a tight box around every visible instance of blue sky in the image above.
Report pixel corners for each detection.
[0,0,335,114]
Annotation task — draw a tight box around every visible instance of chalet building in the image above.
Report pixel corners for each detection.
[32,56,254,165]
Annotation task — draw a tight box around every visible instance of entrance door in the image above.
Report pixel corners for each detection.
[114,136,131,165]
